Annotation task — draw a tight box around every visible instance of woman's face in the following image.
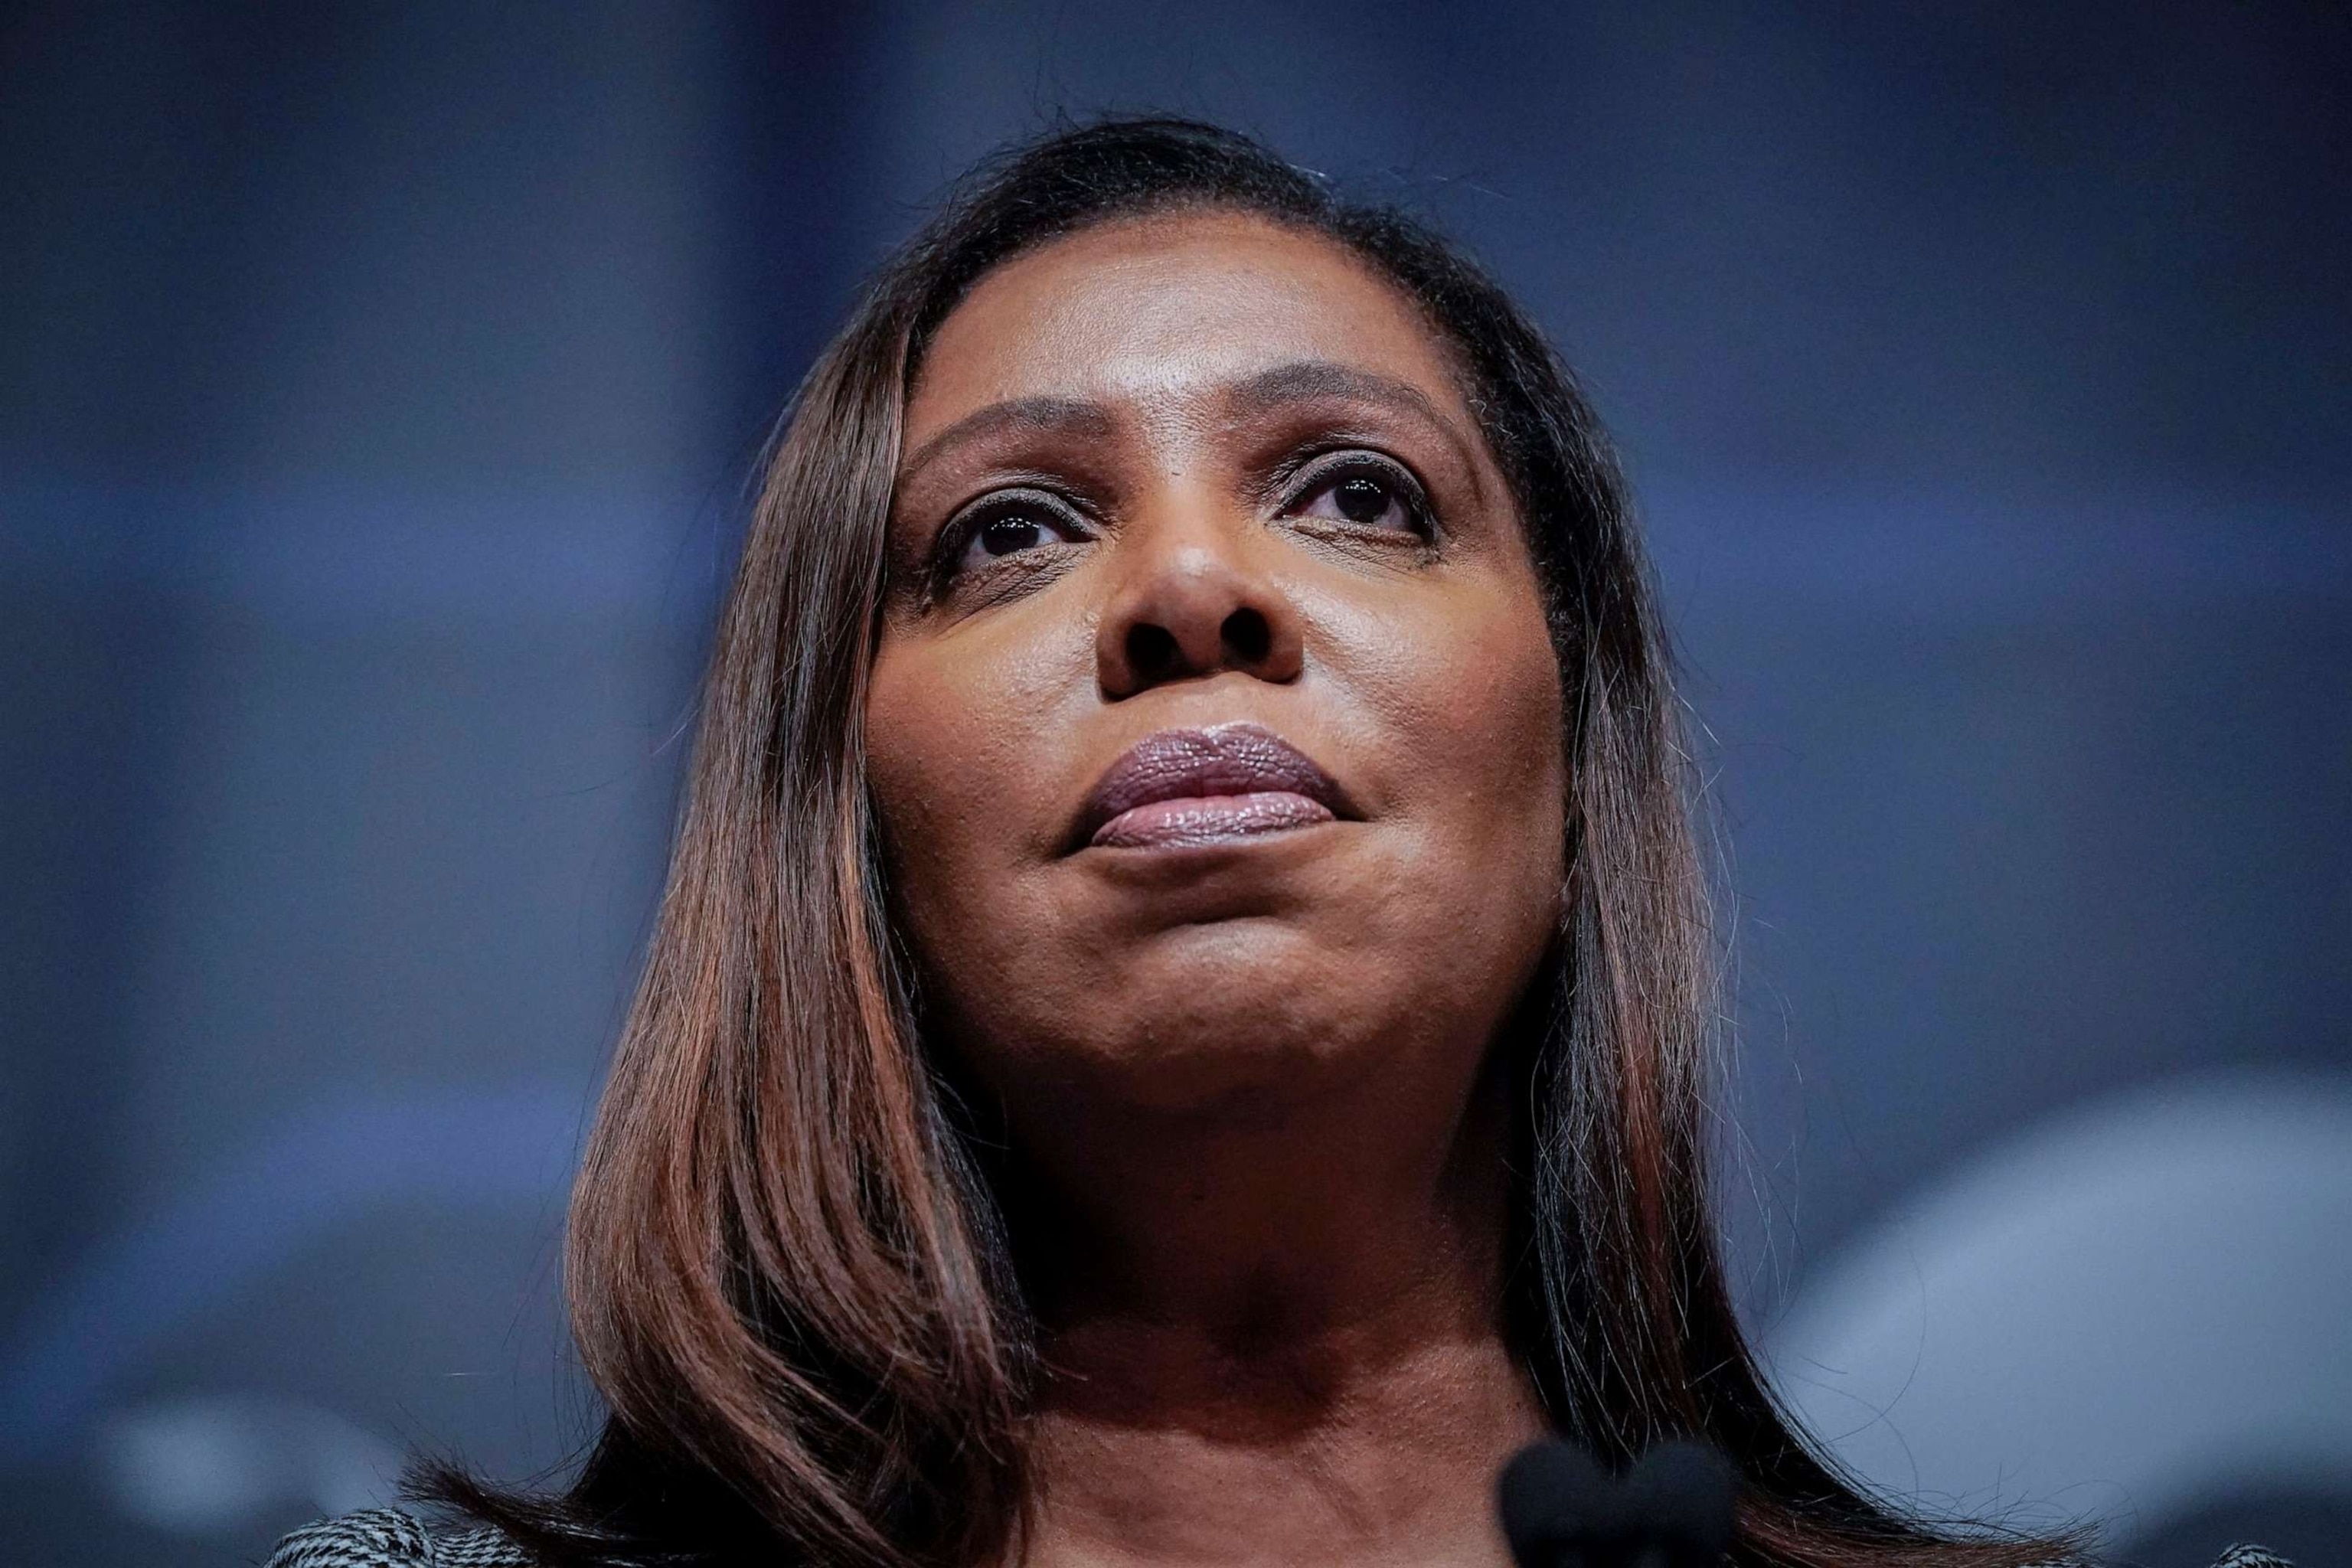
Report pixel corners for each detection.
[867,211,1564,1129]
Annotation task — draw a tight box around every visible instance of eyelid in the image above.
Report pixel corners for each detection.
[1273,446,1437,530]
[948,484,1092,534]
[926,483,1096,593]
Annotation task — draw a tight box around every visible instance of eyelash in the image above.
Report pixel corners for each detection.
[924,447,1437,594]
[1273,449,1436,539]
[927,488,1093,596]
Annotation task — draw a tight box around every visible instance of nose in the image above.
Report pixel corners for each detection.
[1095,498,1305,699]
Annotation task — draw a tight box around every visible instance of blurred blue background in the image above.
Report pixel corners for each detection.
[3,5,2345,1563]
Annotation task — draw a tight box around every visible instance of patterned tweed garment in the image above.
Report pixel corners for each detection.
[266,1508,2301,1567]
[266,1508,533,1567]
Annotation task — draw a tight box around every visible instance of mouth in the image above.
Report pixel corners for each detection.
[1073,722,1355,852]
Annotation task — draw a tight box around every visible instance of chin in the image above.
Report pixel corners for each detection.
[1054,927,1406,1116]
[1079,1034,1370,1122]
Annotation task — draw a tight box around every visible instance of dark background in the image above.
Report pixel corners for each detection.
[3,5,2346,1564]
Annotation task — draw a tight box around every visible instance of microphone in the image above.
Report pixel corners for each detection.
[1497,1437,1737,1568]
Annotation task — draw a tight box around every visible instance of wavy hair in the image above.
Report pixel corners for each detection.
[426,118,2069,1568]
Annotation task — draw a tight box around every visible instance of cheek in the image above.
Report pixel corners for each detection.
[1417,590,1568,1019]
[1430,606,1566,923]
[866,641,988,908]
[1328,572,1565,854]
[1310,566,1568,995]
[1427,614,1563,829]
[864,613,1092,958]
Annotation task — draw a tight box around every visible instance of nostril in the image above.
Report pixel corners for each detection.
[1125,622,1181,683]
[1222,607,1271,665]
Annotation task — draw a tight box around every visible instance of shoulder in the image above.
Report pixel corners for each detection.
[2041,1550,2297,1568]
[266,1508,535,1568]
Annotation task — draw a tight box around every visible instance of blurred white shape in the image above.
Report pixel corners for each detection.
[1766,1072,2352,1534]
[96,1393,400,1534]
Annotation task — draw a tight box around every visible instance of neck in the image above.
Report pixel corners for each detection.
[1000,1060,1544,1568]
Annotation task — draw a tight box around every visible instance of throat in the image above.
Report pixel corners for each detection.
[1003,1099,1543,1567]
[1019,1319,1544,1568]
[988,1031,1539,1566]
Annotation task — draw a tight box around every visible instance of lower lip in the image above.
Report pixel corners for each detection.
[1090,791,1336,850]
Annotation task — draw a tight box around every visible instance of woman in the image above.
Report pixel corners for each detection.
[269,119,2257,1568]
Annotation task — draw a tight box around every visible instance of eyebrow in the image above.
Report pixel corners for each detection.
[897,397,1117,485]
[1221,359,1459,436]
[1226,360,1488,501]
[893,359,1481,490]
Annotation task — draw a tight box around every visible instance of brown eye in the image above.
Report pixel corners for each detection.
[945,492,1089,581]
[978,514,1044,556]
[1289,458,1429,536]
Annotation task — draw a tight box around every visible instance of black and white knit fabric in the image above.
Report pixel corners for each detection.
[266,1508,2301,1567]
[265,1508,533,1567]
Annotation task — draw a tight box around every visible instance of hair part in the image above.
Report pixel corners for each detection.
[422,117,2076,1568]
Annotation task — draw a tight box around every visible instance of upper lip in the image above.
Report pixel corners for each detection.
[1072,722,1354,849]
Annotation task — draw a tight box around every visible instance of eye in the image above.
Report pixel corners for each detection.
[1285,456,1430,537]
[969,512,1050,560]
[940,490,1090,581]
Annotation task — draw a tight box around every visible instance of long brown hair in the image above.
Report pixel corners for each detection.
[426,119,2072,1568]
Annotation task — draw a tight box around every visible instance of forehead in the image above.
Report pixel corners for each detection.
[905,211,1472,439]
